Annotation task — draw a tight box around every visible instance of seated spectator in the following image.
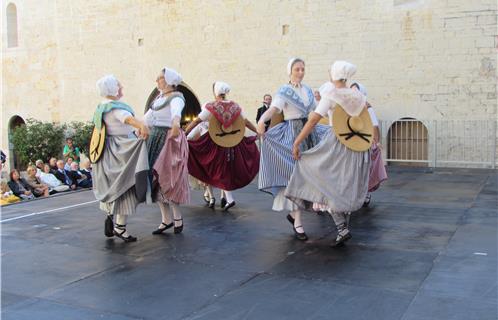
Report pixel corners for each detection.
[80,159,93,181]
[63,138,81,163]
[64,157,73,171]
[49,157,58,173]
[70,162,92,188]
[54,160,77,190]
[25,165,51,197]
[8,169,35,200]
[35,159,44,177]
[0,181,21,205]
[40,164,70,192]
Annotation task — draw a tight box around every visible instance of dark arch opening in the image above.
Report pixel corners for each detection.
[8,115,26,170]
[145,82,202,127]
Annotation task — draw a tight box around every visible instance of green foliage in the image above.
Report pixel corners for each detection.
[10,118,66,165]
[67,121,93,155]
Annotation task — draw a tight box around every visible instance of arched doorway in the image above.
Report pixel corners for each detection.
[8,115,26,170]
[145,82,202,127]
[387,118,428,167]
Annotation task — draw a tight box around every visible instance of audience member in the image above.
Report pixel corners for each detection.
[63,138,81,163]
[8,169,35,200]
[25,165,51,197]
[40,164,70,192]
[54,160,77,190]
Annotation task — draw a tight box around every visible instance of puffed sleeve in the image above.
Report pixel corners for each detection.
[170,97,185,118]
[197,103,211,121]
[367,107,379,126]
[113,109,133,123]
[314,98,334,117]
[270,95,286,113]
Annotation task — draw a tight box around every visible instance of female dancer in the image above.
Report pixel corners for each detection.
[257,58,328,240]
[145,67,190,235]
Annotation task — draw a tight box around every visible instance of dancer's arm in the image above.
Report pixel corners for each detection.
[257,106,278,135]
[245,119,258,135]
[124,116,149,139]
[292,112,322,160]
[185,118,201,136]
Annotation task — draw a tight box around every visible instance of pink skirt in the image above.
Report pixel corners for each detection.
[188,134,259,191]
[368,144,388,192]
[152,131,190,204]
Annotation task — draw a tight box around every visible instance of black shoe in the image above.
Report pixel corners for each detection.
[286,214,295,226]
[363,194,371,207]
[203,194,210,204]
[220,197,227,208]
[113,224,137,242]
[152,222,174,235]
[174,218,183,234]
[330,230,352,247]
[105,215,114,237]
[208,198,215,209]
[293,225,308,241]
[222,201,236,212]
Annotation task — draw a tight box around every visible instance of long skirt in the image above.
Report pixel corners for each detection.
[93,135,149,215]
[188,134,259,191]
[146,126,169,181]
[285,130,370,213]
[368,144,388,192]
[258,119,329,211]
[152,129,190,205]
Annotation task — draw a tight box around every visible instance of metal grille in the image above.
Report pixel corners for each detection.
[380,119,497,169]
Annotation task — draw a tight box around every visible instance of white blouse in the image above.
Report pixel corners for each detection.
[103,108,135,136]
[144,96,185,128]
[271,85,314,120]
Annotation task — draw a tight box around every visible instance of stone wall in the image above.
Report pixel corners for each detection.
[2,0,497,169]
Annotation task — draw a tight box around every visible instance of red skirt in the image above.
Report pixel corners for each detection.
[188,134,259,191]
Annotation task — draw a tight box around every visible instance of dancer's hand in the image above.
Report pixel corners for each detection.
[137,124,149,139]
[292,144,301,160]
[170,125,180,138]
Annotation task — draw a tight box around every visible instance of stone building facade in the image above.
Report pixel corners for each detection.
[2,0,497,169]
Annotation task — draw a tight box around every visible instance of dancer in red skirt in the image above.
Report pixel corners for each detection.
[185,81,260,211]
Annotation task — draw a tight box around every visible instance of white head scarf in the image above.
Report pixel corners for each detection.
[163,67,183,86]
[96,75,119,97]
[214,81,231,96]
[330,61,357,81]
[351,82,367,96]
[287,57,304,76]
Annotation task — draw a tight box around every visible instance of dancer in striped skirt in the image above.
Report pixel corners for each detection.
[93,75,150,242]
[145,67,190,235]
[257,58,329,241]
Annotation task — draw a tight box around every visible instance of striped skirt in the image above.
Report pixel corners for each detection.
[146,126,169,172]
[258,119,328,211]
[258,119,328,195]
[285,130,370,213]
[99,187,138,216]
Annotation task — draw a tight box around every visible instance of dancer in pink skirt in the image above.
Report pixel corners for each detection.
[145,67,190,235]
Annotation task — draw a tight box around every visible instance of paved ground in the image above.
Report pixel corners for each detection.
[1,167,497,320]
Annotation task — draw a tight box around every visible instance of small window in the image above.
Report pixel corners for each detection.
[7,3,18,47]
